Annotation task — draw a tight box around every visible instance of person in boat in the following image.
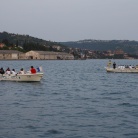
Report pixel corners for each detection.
[107,60,112,67]
[11,69,17,75]
[129,65,132,69]
[6,67,11,75]
[0,67,5,74]
[30,66,36,74]
[19,68,25,74]
[113,62,116,69]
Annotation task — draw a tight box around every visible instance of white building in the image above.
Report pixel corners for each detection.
[25,51,74,60]
[0,50,25,60]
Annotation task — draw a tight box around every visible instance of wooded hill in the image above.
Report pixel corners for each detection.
[1,32,138,55]
[0,32,66,52]
[61,39,138,55]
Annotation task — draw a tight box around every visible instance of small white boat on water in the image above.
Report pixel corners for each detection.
[105,67,138,73]
[105,61,138,73]
[0,73,44,82]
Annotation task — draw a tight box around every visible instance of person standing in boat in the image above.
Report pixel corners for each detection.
[30,66,36,74]
[113,62,116,69]
[0,68,5,74]
[107,60,112,67]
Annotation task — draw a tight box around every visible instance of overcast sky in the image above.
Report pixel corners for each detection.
[0,0,138,42]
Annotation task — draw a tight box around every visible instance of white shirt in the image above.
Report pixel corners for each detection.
[11,71,16,75]
[19,71,25,74]
[6,71,11,74]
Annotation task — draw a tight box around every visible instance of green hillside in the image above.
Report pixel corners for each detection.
[1,32,138,55]
[61,39,138,55]
[0,31,66,52]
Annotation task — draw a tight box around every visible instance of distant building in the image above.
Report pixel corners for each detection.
[104,50,114,56]
[0,50,74,60]
[124,53,134,59]
[0,50,25,60]
[52,45,61,51]
[114,49,124,55]
[25,50,74,60]
[0,43,5,48]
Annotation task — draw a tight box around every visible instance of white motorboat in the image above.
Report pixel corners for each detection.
[105,61,138,73]
[0,73,44,82]
[105,67,138,73]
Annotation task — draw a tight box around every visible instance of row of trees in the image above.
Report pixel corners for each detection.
[23,42,48,51]
[0,32,67,52]
[0,38,64,52]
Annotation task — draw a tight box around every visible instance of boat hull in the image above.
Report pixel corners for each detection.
[106,67,138,73]
[0,73,44,82]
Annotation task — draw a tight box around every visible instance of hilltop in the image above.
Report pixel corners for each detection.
[0,31,66,52]
[61,39,138,55]
[1,32,138,56]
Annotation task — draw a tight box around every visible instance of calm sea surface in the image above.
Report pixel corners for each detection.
[0,59,138,138]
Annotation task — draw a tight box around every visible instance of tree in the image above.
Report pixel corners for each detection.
[16,40,19,47]
[2,39,9,46]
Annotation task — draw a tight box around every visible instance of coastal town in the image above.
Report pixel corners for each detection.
[0,42,137,60]
[0,32,138,60]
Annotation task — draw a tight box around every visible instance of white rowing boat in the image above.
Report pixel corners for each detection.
[0,73,44,82]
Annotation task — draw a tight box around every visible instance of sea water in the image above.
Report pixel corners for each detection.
[0,59,138,138]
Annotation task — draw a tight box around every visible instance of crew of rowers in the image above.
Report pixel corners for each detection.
[0,66,36,75]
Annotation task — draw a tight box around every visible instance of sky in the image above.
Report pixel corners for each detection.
[0,0,138,42]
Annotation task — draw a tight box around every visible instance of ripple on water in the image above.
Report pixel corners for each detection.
[0,60,138,138]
